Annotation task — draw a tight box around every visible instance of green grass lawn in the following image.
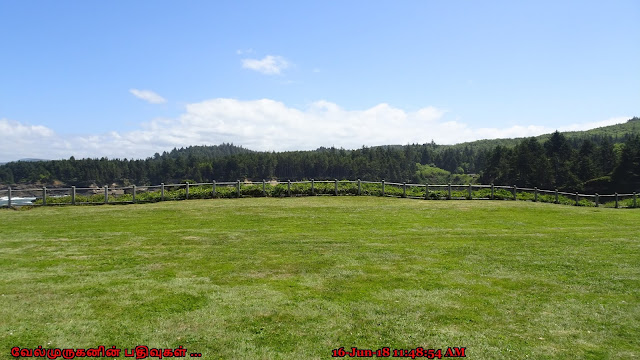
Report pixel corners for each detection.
[1,198,638,359]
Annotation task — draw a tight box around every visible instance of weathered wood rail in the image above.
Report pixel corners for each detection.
[0,180,637,209]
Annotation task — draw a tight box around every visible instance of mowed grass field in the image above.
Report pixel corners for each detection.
[1,197,638,359]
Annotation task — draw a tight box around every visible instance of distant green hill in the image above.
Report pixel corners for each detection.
[447,117,640,151]
[0,158,49,165]
[556,116,640,139]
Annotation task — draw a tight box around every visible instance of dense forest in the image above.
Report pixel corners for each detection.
[1,117,639,193]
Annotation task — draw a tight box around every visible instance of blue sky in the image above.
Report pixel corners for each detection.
[1,0,638,161]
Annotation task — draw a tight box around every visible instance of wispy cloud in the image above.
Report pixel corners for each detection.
[129,89,167,104]
[0,102,631,162]
[241,55,290,75]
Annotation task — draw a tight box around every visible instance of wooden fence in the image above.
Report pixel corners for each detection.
[0,180,638,209]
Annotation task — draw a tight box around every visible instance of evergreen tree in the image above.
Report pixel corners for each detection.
[612,135,640,192]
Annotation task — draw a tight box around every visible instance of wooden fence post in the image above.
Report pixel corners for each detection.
[634,192,637,207]
[212,180,216,198]
[9,181,626,208]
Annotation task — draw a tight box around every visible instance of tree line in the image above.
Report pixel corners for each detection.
[480,131,639,193]
[1,122,639,193]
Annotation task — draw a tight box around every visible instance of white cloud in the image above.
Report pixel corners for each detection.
[0,103,632,163]
[129,89,167,104]
[242,55,290,75]
[0,118,54,138]
[0,119,58,161]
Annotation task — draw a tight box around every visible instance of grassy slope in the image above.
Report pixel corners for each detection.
[0,198,638,359]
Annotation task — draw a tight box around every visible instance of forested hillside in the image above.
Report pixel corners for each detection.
[1,118,638,193]
[448,116,640,151]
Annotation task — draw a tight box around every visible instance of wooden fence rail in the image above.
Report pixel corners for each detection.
[0,180,638,209]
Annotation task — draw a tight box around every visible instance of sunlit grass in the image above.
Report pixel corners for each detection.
[1,198,638,359]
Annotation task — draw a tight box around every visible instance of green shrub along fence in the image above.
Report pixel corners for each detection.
[1,180,638,209]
